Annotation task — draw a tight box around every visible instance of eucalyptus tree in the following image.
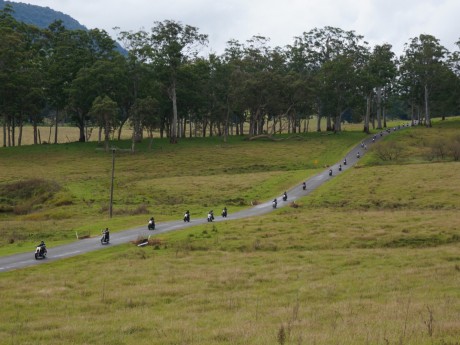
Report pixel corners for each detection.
[0,6,48,146]
[130,96,159,150]
[119,20,208,143]
[68,54,127,142]
[291,26,369,131]
[42,22,111,143]
[448,39,460,116]
[317,51,365,132]
[238,35,274,136]
[361,44,397,132]
[88,95,118,151]
[399,34,449,127]
[175,57,212,137]
[0,5,22,146]
[222,39,248,136]
[63,29,120,141]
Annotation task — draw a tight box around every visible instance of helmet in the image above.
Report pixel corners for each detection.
[40,241,45,245]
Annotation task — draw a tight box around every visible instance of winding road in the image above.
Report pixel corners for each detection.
[0,126,407,273]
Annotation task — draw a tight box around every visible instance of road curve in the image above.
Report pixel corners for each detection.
[0,126,409,273]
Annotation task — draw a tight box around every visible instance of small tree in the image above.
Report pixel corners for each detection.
[89,96,118,151]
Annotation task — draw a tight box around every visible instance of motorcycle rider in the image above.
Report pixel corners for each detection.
[282,192,287,201]
[343,158,347,165]
[102,228,110,243]
[37,240,47,255]
[148,217,155,230]
[207,210,214,222]
[329,169,333,176]
[272,199,277,208]
[222,207,228,218]
[357,152,360,158]
[302,182,306,190]
[339,164,342,171]
[184,210,190,222]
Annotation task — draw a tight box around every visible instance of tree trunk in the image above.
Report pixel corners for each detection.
[363,94,371,134]
[78,126,85,142]
[326,114,333,131]
[170,79,178,143]
[424,84,431,127]
[33,124,38,144]
[18,123,23,146]
[376,86,382,129]
[54,108,59,144]
[104,122,110,152]
[2,119,6,147]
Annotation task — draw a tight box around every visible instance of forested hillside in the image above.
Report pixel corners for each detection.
[0,0,86,30]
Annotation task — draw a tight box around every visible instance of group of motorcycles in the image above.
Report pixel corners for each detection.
[182,207,228,224]
[272,192,288,209]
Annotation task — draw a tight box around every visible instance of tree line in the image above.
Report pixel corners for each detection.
[1,5,460,149]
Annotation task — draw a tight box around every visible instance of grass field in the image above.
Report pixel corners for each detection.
[0,125,371,253]
[0,117,459,344]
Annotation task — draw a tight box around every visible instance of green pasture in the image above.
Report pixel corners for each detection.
[0,128,370,253]
[0,117,459,344]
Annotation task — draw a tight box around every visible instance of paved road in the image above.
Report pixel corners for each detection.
[0,126,407,273]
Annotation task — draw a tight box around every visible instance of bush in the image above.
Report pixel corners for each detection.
[448,135,460,161]
[430,138,449,160]
[373,141,403,161]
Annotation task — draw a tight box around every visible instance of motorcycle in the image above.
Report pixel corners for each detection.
[221,208,228,218]
[34,246,47,260]
[302,182,306,190]
[101,232,110,245]
[148,218,155,230]
[282,193,287,201]
[184,212,190,222]
[329,169,333,176]
[207,213,214,222]
[272,199,277,209]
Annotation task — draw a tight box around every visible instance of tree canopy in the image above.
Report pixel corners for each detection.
[1,7,460,147]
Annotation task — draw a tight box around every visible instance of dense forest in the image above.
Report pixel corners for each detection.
[1,4,459,148]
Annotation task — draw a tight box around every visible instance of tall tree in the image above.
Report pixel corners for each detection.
[399,34,449,127]
[361,44,397,132]
[88,95,118,151]
[291,26,368,131]
[146,20,207,143]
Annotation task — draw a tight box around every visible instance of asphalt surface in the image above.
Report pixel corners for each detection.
[0,126,409,273]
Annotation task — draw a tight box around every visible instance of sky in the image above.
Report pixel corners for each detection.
[9,0,460,56]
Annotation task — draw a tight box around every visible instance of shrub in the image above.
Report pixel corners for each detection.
[373,141,403,161]
[430,138,449,160]
[448,135,460,161]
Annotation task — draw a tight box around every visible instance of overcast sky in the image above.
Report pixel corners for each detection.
[9,0,460,56]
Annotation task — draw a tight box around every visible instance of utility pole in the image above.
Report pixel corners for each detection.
[109,148,115,218]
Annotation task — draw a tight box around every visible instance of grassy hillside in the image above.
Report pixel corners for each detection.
[0,118,459,344]
[0,126,369,254]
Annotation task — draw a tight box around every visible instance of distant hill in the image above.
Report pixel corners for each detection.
[0,0,126,54]
[0,0,87,30]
